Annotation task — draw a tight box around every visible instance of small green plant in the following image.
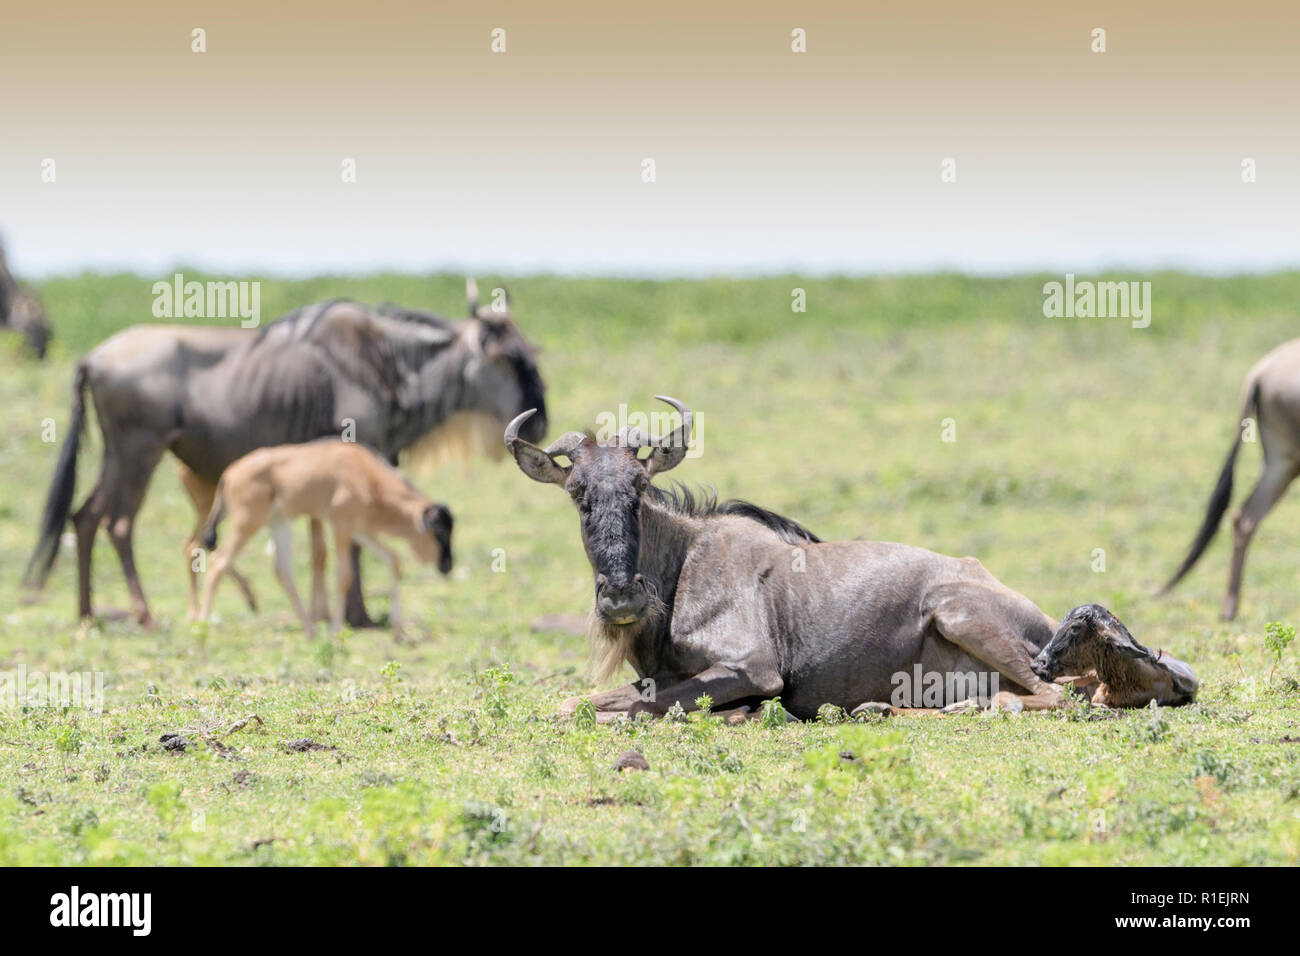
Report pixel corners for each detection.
[1124,699,1170,744]
[816,703,849,725]
[380,660,403,685]
[477,665,515,720]
[1265,621,1296,681]
[758,697,787,728]
[54,725,82,770]
[573,697,597,729]
[688,694,721,736]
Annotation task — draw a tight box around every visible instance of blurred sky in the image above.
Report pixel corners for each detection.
[2,1,1298,277]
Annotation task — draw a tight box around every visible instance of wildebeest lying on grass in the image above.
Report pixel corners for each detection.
[1162,336,1300,620]
[506,397,1198,721]
[23,285,544,628]
[198,439,453,637]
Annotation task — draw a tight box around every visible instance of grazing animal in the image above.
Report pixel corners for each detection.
[0,241,50,358]
[23,284,546,627]
[198,439,453,636]
[171,280,518,621]
[505,396,1198,720]
[1162,338,1300,619]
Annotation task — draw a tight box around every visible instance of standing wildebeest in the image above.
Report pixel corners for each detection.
[0,241,50,358]
[1163,338,1300,620]
[505,397,1196,719]
[23,288,546,627]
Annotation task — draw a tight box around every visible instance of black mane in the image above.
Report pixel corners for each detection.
[254,298,457,342]
[375,302,457,332]
[651,483,822,544]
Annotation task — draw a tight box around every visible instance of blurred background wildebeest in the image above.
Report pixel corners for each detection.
[22,289,547,628]
[1163,338,1300,620]
[0,239,50,359]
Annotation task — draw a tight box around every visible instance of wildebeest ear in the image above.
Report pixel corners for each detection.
[510,442,569,484]
[643,442,689,477]
[505,409,575,485]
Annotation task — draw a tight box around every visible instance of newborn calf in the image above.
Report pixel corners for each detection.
[197,439,452,636]
[1032,604,1198,707]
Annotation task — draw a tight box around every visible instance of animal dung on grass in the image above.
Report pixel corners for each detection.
[613,750,650,772]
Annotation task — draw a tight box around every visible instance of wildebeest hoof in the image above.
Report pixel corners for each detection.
[93,607,133,623]
[851,701,894,719]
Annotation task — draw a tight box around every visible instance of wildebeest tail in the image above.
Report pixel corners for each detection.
[1161,380,1259,593]
[22,363,88,589]
[199,482,227,552]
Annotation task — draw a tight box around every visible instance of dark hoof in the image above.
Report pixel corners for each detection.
[851,701,893,719]
[91,608,132,623]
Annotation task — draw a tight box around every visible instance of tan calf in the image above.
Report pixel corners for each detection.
[197,440,453,636]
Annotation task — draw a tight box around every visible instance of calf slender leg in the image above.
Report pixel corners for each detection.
[178,461,256,619]
[1222,457,1299,620]
[198,519,259,623]
[269,520,313,637]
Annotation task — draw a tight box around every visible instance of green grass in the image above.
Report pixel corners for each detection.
[2,271,1299,865]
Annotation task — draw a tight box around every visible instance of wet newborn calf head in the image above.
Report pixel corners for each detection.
[1033,604,1198,707]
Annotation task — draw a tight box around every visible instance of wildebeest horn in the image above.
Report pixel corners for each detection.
[632,395,694,476]
[505,409,583,485]
[466,277,479,315]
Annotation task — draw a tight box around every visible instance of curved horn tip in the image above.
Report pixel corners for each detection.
[653,394,693,430]
[504,408,538,445]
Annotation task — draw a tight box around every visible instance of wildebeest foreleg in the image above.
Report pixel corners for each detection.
[629,664,783,716]
[559,663,783,719]
[103,437,165,627]
[343,542,377,628]
[309,519,329,626]
[71,482,106,621]
[355,532,404,633]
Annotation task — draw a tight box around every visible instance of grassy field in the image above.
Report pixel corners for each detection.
[2,271,1299,865]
